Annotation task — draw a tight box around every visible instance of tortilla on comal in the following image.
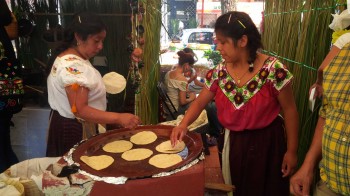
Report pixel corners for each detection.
[155,140,185,153]
[80,155,114,170]
[130,131,157,145]
[121,148,153,161]
[102,140,133,153]
[149,154,182,169]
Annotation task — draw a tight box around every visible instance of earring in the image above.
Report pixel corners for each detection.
[77,42,81,46]
[249,63,254,72]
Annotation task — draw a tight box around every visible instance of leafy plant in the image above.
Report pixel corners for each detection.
[169,18,180,38]
[203,50,222,66]
[188,17,198,28]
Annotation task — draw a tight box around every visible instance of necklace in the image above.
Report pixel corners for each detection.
[231,63,254,84]
[232,69,250,84]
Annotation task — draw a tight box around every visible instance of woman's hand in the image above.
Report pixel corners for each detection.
[170,125,188,147]
[117,113,141,129]
[290,163,315,196]
[281,150,297,177]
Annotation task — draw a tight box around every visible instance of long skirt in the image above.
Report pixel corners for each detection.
[46,110,82,157]
[217,116,289,196]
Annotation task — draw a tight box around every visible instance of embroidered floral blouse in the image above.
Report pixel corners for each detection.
[47,54,106,119]
[205,57,293,131]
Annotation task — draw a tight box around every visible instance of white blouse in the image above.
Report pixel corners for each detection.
[164,72,188,111]
[47,54,106,118]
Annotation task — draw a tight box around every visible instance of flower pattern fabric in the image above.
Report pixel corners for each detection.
[205,57,293,109]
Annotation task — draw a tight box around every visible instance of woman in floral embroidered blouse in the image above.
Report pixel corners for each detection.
[171,11,299,196]
[46,12,141,157]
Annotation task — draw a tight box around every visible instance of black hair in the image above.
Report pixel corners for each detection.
[215,11,262,67]
[183,47,198,64]
[177,50,195,66]
[46,11,106,75]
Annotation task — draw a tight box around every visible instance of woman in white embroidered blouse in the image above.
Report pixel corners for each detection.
[46,12,141,157]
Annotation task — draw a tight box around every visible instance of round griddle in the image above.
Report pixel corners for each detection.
[72,125,203,179]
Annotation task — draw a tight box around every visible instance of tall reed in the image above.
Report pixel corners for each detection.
[263,0,345,182]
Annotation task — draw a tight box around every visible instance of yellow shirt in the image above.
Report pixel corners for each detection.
[319,43,350,195]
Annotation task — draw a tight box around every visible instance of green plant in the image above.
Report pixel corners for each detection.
[203,50,222,66]
[169,18,180,38]
[188,17,198,28]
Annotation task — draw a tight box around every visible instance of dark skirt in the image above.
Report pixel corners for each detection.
[46,110,82,157]
[217,116,289,196]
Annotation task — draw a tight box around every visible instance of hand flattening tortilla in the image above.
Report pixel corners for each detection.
[102,140,133,153]
[121,148,153,161]
[155,140,185,153]
[80,155,114,170]
[149,154,182,169]
[130,131,157,145]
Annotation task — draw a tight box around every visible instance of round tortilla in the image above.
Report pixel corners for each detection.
[121,148,153,161]
[80,155,114,170]
[102,140,133,153]
[102,72,126,94]
[149,154,182,169]
[130,131,157,145]
[155,140,185,153]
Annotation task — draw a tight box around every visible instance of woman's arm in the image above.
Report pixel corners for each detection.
[65,85,141,128]
[171,88,215,144]
[277,84,299,177]
[290,117,324,196]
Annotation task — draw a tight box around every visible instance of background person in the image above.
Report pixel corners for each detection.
[164,50,196,119]
[46,12,141,157]
[310,9,350,98]
[0,0,19,172]
[182,47,205,94]
[290,11,350,196]
[171,11,299,196]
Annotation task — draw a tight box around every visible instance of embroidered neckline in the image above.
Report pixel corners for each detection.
[207,56,292,109]
[206,57,278,109]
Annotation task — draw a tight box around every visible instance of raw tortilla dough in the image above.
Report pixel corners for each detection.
[102,72,126,94]
[121,148,153,161]
[102,140,133,153]
[155,140,185,153]
[130,131,157,145]
[148,154,182,168]
[80,155,114,170]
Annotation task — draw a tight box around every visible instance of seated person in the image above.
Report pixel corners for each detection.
[165,50,222,139]
[164,50,196,119]
[182,48,205,93]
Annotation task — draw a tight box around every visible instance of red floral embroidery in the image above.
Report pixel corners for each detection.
[224,81,235,92]
[218,70,227,79]
[234,92,244,105]
[275,68,287,82]
[206,69,214,81]
[259,68,269,81]
[247,80,258,92]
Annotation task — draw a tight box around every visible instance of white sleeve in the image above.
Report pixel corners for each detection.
[333,33,350,49]
[56,56,98,89]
